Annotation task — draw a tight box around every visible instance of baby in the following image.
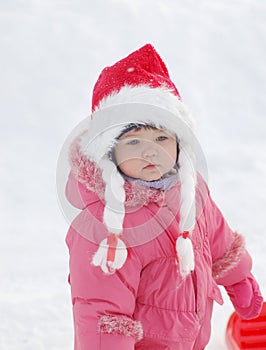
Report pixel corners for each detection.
[64,44,263,350]
[113,125,177,181]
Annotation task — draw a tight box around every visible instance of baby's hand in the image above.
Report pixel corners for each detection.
[225,274,263,320]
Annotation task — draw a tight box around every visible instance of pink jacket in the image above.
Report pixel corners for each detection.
[66,149,262,349]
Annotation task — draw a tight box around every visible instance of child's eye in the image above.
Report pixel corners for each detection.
[156,136,168,141]
[127,139,139,145]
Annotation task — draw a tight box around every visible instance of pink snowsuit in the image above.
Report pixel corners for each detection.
[65,144,262,350]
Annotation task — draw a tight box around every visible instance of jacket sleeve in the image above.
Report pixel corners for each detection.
[200,180,263,319]
[66,228,143,350]
[202,182,252,286]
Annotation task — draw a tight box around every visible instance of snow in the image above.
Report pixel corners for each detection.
[1,0,265,348]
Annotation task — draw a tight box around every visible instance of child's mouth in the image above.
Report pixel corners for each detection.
[144,164,158,169]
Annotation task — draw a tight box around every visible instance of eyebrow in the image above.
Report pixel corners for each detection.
[118,129,143,139]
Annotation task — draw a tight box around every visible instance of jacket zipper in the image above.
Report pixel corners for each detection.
[191,271,200,318]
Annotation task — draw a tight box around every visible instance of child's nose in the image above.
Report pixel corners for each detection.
[141,143,158,159]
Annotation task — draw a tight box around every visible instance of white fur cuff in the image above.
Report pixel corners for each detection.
[99,315,143,342]
[212,232,246,281]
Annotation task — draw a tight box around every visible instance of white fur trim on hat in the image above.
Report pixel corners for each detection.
[80,86,196,163]
[94,85,195,130]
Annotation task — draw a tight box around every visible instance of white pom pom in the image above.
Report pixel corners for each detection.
[92,237,128,274]
[176,234,195,278]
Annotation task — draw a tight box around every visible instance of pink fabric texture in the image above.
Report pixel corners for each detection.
[225,274,263,320]
[65,154,263,349]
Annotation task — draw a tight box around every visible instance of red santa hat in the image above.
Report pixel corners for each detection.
[80,44,197,277]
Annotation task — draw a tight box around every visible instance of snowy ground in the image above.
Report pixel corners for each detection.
[1,1,266,349]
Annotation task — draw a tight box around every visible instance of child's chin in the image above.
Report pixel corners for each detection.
[142,175,161,181]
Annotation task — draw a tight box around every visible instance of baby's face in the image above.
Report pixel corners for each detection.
[114,127,177,181]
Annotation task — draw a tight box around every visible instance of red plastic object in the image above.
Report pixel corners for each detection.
[226,302,266,350]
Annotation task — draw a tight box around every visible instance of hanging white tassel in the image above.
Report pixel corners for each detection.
[92,157,128,274]
[176,232,195,278]
[92,235,128,274]
[99,157,126,234]
[176,141,197,278]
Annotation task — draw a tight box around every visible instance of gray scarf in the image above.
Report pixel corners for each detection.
[123,169,179,191]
